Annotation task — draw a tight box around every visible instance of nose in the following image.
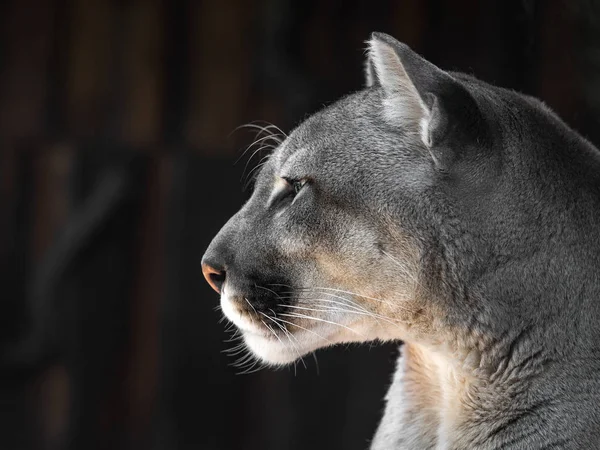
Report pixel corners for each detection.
[202,260,226,294]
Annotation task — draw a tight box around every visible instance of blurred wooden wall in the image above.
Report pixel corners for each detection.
[0,1,598,449]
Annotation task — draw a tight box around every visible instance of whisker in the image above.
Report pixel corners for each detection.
[244,297,259,315]
[232,351,254,368]
[267,314,334,345]
[283,304,368,316]
[241,143,275,182]
[261,314,308,370]
[243,154,271,187]
[310,296,372,314]
[223,343,247,356]
[224,321,237,332]
[244,122,287,139]
[255,285,283,298]
[262,320,285,347]
[235,132,281,163]
[309,295,398,327]
[279,312,365,337]
[286,302,397,329]
[239,364,265,375]
[312,286,397,307]
[223,329,243,342]
[237,357,264,375]
[313,302,403,329]
[311,287,421,315]
[260,312,294,342]
[229,121,280,139]
[234,122,287,140]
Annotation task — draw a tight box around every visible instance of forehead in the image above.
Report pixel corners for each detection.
[270,90,382,173]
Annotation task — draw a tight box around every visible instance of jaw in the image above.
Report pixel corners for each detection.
[242,322,382,365]
[223,299,402,366]
[220,284,413,365]
[220,291,324,365]
[243,331,320,365]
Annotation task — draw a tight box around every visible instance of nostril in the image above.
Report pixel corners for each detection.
[202,263,226,294]
[209,271,225,292]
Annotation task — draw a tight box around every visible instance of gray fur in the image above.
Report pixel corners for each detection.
[203,32,600,448]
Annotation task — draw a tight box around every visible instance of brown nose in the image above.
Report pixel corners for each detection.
[202,262,226,294]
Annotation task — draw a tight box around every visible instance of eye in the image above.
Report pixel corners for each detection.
[283,177,307,196]
[291,179,306,195]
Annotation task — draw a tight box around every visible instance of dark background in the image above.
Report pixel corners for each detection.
[1,1,599,449]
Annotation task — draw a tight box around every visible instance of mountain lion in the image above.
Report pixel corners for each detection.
[202,32,600,449]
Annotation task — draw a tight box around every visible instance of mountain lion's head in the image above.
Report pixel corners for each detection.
[202,32,582,369]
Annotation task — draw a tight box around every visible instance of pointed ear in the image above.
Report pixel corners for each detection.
[365,32,487,169]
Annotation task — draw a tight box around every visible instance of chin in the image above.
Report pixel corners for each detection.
[242,332,309,365]
[219,291,371,366]
[220,293,314,365]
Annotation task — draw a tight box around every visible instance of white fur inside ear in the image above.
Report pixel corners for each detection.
[419,116,432,148]
[364,57,376,88]
[367,38,431,147]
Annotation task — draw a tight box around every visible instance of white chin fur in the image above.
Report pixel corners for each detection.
[220,288,378,365]
[220,290,312,365]
[243,333,305,365]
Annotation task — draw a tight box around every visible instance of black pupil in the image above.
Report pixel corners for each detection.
[293,181,302,194]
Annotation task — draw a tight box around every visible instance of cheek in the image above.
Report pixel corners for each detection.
[313,229,422,312]
[271,213,323,259]
[274,233,311,258]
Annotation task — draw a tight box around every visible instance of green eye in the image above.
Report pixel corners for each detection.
[292,179,305,194]
[281,177,307,198]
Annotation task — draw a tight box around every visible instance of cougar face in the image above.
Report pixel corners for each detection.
[202,33,503,366]
[202,88,433,364]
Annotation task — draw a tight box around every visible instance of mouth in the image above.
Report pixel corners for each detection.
[220,290,286,336]
[218,285,381,366]
[219,290,329,365]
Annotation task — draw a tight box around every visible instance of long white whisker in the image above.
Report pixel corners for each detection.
[267,315,334,345]
[280,312,365,337]
[223,343,247,356]
[244,297,259,315]
[260,314,307,370]
[312,353,320,376]
[309,295,401,327]
[243,154,271,184]
[283,304,370,317]
[266,310,308,348]
[238,358,264,375]
[260,312,296,342]
[310,287,420,315]
[312,286,397,307]
[236,133,281,161]
[310,296,372,314]
[232,351,254,368]
[255,285,282,298]
[241,144,274,182]
[285,303,396,328]
[262,320,285,347]
[235,123,286,140]
[243,122,287,138]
